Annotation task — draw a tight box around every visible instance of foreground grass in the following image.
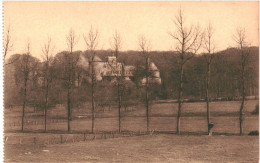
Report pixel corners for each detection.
[5,134,258,162]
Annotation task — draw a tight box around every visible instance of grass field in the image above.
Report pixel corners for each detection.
[4,100,259,162]
[5,134,259,162]
[5,100,259,135]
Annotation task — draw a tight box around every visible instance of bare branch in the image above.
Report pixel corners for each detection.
[169,32,183,45]
[234,27,250,67]
[169,7,202,62]
[4,55,20,66]
[111,31,122,58]
[183,53,195,65]
[184,25,203,54]
[233,27,247,49]
[4,24,13,62]
[66,29,78,54]
[138,35,151,57]
[26,41,31,56]
[41,37,55,62]
[202,21,217,63]
[83,25,99,56]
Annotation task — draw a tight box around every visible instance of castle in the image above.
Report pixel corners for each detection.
[93,56,135,81]
[76,54,162,86]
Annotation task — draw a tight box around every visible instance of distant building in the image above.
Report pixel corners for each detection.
[92,56,134,81]
[76,54,161,85]
[140,58,162,85]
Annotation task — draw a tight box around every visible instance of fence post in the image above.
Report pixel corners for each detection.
[65,136,69,143]
[5,136,8,142]
[60,135,63,144]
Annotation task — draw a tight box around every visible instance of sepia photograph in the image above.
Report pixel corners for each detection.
[2,1,259,162]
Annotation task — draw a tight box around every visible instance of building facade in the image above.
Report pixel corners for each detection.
[76,54,161,85]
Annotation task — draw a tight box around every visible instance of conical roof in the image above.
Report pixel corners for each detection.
[77,54,89,70]
[93,56,102,61]
[149,62,159,71]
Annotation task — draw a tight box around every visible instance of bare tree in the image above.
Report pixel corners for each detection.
[20,41,40,131]
[41,37,54,132]
[169,8,202,134]
[4,24,13,61]
[4,24,18,65]
[65,29,78,132]
[84,26,98,133]
[139,35,151,132]
[111,31,123,132]
[202,22,216,135]
[233,27,250,135]
[21,43,30,132]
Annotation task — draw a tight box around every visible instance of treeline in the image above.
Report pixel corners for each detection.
[4,50,139,109]
[5,46,258,108]
[84,46,259,100]
[76,47,258,101]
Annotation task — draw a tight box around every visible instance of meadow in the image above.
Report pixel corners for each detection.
[4,100,259,162]
[5,100,259,135]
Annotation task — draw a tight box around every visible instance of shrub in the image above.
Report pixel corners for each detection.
[248,131,259,136]
[251,104,259,115]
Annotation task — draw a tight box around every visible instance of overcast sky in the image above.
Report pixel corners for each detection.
[4,1,259,59]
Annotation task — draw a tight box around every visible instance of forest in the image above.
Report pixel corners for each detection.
[5,46,259,108]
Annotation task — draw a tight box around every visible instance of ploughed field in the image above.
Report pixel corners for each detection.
[5,100,259,135]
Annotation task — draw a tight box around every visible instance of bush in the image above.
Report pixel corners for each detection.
[248,131,259,136]
[251,104,259,115]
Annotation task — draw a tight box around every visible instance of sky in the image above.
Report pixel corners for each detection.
[3,1,259,60]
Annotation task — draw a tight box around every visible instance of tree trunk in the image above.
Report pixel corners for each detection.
[118,84,121,133]
[67,61,73,133]
[67,84,71,132]
[44,80,49,132]
[44,63,49,132]
[78,73,80,88]
[145,57,149,132]
[91,57,95,133]
[206,62,211,135]
[239,63,245,135]
[176,63,183,134]
[21,76,28,132]
[118,63,125,133]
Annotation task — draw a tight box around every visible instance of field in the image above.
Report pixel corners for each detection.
[5,134,259,162]
[5,100,259,134]
[4,100,259,162]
